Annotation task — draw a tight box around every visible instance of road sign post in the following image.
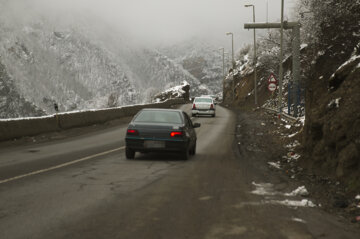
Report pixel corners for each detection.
[267,73,278,92]
[244,22,301,117]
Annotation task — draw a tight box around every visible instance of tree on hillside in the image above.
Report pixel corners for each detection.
[295,0,360,53]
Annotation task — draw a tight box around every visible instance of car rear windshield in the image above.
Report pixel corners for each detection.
[194,98,212,103]
[134,110,183,124]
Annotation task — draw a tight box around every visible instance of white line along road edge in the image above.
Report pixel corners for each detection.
[0,146,125,185]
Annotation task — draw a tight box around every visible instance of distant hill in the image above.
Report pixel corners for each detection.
[0,3,209,118]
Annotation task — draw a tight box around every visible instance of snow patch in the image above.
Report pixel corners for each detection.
[285,186,309,197]
[251,182,277,196]
[299,116,305,125]
[292,217,307,223]
[268,161,281,169]
[355,195,360,200]
[271,199,316,208]
[327,97,341,109]
[285,140,300,149]
[300,43,308,50]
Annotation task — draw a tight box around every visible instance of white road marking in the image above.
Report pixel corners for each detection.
[0,146,125,185]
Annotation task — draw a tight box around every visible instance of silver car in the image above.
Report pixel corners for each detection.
[191,97,216,117]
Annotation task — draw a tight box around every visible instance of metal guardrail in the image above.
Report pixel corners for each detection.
[263,107,298,123]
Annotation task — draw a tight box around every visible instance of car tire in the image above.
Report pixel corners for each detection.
[125,147,135,159]
[212,113,216,117]
[190,141,196,155]
[182,147,190,160]
[192,114,196,117]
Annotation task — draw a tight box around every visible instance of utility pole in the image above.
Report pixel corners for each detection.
[226,32,235,101]
[243,21,301,117]
[279,0,284,115]
[245,4,257,105]
[218,47,225,101]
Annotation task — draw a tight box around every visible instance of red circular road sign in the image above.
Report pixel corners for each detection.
[268,82,277,92]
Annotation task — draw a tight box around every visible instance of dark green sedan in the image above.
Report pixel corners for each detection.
[125,108,200,160]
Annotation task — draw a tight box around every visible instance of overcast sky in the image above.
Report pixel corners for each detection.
[5,0,299,50]
[89,0,299,48]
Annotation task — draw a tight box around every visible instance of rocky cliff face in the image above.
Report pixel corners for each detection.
[153,81,190,103]
[301,1,360,191]
[304,46,360,189]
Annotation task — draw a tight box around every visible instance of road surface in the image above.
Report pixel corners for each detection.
[0,104,358,238]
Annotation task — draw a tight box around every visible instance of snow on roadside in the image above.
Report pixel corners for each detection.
[251,182,277,196]
[250,182,317,208]
[285,140,300,150]
[285,186,309,197]
[268,161,281,169]
[271,199,316,208]
[292,217,307,223]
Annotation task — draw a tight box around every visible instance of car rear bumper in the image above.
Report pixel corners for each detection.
[125,137,188,152]
[192,109,215,115]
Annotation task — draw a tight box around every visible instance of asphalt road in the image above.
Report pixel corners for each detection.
[0,104,358,239]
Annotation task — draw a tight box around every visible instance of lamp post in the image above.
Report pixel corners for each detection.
[245,4,257,105]
[226,32,235,68]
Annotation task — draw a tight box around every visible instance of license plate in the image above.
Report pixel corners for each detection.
[144,140,165,148]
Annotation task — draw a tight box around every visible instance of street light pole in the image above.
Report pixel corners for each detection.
[226,32,235,68]
[245,4,257,105]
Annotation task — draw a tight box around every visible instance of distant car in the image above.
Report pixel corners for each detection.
[125,108,200,160]
[192,97,216,117]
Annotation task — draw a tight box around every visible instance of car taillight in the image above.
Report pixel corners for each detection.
[170,131,183,137]
[210,104,214,109]
[127,129,139,136]
[192,104,196,109]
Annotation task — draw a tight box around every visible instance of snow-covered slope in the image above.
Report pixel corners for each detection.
[0,3,201,118]
[160,39,224,96]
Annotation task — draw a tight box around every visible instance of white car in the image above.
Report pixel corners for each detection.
[192,97,216,117]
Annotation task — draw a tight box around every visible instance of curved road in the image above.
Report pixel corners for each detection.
[0,105,358,238]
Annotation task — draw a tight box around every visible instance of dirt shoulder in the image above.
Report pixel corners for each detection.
[232,105,360,225]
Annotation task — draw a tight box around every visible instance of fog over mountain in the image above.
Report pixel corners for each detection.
[0,0,296,118]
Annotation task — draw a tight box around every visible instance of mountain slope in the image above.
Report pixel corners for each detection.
[0,4,201,118]
[160,39,224,96]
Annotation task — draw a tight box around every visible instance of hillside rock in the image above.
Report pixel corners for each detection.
[304,53,360,189]
[160,39,223,96]
[301,0,360,191]
[153,81,190,102]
